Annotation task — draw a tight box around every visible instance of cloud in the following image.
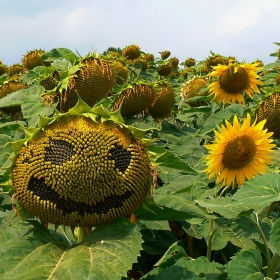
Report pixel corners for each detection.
[211,0,280,37]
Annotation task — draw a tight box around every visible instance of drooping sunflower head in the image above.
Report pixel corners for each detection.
[205,114,275,188]
[276,74,280,85]
[0,76,27,115]
[113,81,156,117]
[10,100,155,227]
[60,55,115,112]
[148,81,175,121]
[122,44,141,60]
[9,64,24,76]
[208,61,262,105]
[168,57,179,68]
[256,92,280,137]
[184,58,196,67]
[160,51,171,60]
[157,62,173,76]
[109,59,129,85]
[206,54,223,71]
[0,60,8,75]
[144,53,155,62]
[181,76,209,107]
[23,49,51,72]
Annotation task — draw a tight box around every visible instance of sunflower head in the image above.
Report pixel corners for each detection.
[109,59,129,85]
[113,81,156,117]
[160,51,171,60]
[205,114,275,188]
[184,58,196,67]
[10,99,155,227]
[9,64,24,76]
[23,49,51,72]
[168,57,179,68]
[122,44,141,60]
[0,61,8,75]
[181,76,209,107]
[256,92,280,137]
[276,74,280,86]
[157,62,173,76]
[208,61,262,105]
[144,53,155,62]
[148,81,175,121]
[206,55,223,71]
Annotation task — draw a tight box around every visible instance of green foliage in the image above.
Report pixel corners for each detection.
[1,45,280,279]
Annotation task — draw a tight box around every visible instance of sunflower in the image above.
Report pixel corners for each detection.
[205,114,275,188]
[208,61,262,104]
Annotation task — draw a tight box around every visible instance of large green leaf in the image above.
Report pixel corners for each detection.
[230,173,280,213]
[41,47,78,64]
[0,87,29,107]
[21,86,57,127]
[1,217,143,280]
[226,249,264,280]
[270,218,280,255]
[0,134,13,168]
[154,241,189,269]
[135,196,200,221]
[213,217,258,250]
[141,265,202,280]
[153,175,214,219]
[141,229,178,255]
[176,256,226,280]
[198,104,245,135]
[196,197,249,219]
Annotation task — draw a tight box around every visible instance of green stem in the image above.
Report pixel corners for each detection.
[207,218,216,261]
[267,253,280,279]
[251,213,271,265]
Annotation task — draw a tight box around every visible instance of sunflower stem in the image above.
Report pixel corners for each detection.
[207,218,216,261]
[266,253,280,279]
[251,213,271,265]
[218,185,228,197]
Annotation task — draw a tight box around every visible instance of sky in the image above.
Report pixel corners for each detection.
[1,0,280,67]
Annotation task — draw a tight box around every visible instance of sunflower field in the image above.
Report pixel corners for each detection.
[1,43,280,279]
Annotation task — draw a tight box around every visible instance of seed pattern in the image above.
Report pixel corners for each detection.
[109,145,132,173]
[13,116,150,227]
[45,139,75,165]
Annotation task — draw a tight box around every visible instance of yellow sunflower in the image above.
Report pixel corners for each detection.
[205,113,275,188]
[208,61,262,104]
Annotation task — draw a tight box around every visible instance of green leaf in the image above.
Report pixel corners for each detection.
[1,217,143,280]
[214,217,258,250]
[135,196,200,221]
[226,249,264,280]
[0,134,13,168]
[176,256,226,280]
[41,48,78,64]
[143,265,202,280]
[198,104,245,135]
[153,175,214,219]
[0,87,29,107]
[141,228,178,255]
[270,218,280,255]
[155,149,197,174]
[196,197,249,219]
[230,173,280,213]
[154,241,189,268]
[21,86,57,127]
[0,121,25,136]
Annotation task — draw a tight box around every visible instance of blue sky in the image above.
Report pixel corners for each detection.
[1,0,280,66]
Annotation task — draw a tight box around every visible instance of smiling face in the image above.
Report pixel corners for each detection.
[13,116,150,227]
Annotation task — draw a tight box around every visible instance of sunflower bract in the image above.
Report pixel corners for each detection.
[13,115,151,227]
